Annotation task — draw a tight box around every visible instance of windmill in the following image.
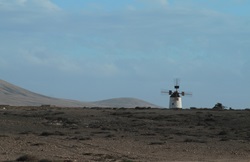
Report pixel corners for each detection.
[161,79,191,109]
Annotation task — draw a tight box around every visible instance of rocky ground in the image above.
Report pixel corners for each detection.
[0,106,250,162]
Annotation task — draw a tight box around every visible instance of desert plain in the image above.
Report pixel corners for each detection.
[0,106,250,162]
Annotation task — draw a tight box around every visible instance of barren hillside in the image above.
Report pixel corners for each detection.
[0,80,159,108]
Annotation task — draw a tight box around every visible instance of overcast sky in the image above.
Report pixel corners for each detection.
[0,0,250,108]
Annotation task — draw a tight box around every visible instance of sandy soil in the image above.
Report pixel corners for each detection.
[0,106,250,162]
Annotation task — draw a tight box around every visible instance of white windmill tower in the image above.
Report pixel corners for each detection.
[161,79,191,109]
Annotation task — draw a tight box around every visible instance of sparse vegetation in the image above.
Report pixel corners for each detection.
[1,106,250,161]
[149,141,165,145]
[16,155,38,161]
[40,131,65,136]
[184,138,207,143]
[218,130,228,135]
[213,102,225,110]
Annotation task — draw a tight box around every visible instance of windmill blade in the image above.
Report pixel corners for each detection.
[161,90,169,94]
[174,78,180,89]
[161,89,173,95]
[175,78,180,86]
[182,91,192,96]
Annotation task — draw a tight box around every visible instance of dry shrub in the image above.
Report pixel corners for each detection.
[16,154,39,161]
[184,138,207,143]
[218,130,228,135]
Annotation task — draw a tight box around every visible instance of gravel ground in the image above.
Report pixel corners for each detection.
[0,106,250,161]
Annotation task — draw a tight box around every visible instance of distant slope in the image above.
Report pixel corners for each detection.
[0,80,96,107]
[0,79,159,108]
[92,97,159,108]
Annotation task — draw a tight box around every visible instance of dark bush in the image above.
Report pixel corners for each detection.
[213,103,225,110]
[16,155,38,161]
[40,132,53,136]
[218,130,228,135]
[184,138,206,143]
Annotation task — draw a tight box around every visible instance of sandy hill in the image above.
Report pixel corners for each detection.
[93,97,159,108]
[0,80,96,107]
[0,80,159,108]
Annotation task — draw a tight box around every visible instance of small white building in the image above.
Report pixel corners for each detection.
[169,91,182,109]
[162,79,191,109]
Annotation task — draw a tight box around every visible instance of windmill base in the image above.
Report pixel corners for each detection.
[169,97,182,109]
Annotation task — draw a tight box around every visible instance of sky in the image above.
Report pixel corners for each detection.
[0,0,250,108]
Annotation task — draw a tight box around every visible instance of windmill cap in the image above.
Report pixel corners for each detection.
[170,91,180,97]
